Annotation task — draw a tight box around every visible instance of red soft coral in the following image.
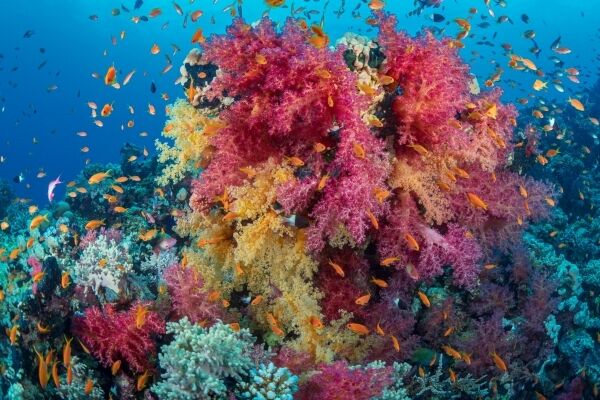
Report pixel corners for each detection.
[194,18,366,204]
[377,13,470,147]
[71,302,165,372]
[450,169,553,252]
[296,361,393,400]
[193,17,391,253]
[163,264,225,325]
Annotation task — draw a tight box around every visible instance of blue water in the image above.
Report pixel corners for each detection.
[0,0,598,204]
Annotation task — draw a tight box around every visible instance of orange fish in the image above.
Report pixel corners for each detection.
[404,233,420,251]
[491,351,508,372]
[371,277,388,288]
[51,361,60,388]
[84,378,94,395]
[328,260,345,277]
[391,334,400,352]
[466,192,488,211]
[441,345,462,360]
[407,143,428,156]
[376,321,385,336]
[104,65,117,85]
[7,325,19,345]
[449,368,457,383]
[190,10,203,22]
[568,97,585,111]
[309,25,329,49]
[35,348,49,389]
[150,43,160,55]
[347,323,369,335]
[250,295,264,306]
[355,293,371,306]
[100,103,113,117]
[63,336,73,367]
[149,7,162,17]
[112,360,122,375]
[191,28,205,44]
[368,0,385,10]
[136,370,151,391]
[317,175,329,191]
[380,257,400,267]
[417,291,431,307]
[353,142,366,159]
[366,210,379,230]
[135,304,148,329]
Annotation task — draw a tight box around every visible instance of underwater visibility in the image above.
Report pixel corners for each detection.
[1,0,600,398]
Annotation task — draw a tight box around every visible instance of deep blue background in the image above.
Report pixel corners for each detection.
[0,0,598,205]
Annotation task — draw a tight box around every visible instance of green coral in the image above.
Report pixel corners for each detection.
[235,362,298,400]
[152,318,255,399]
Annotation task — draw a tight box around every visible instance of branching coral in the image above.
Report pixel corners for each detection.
[71,230,132,297]
[235,362,299,400]
[152,318,255,399]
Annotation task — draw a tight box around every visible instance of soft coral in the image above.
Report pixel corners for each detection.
[72,302,165,372]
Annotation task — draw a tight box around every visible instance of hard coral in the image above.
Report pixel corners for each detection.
[72,302,165,372]
[152,318,255,399]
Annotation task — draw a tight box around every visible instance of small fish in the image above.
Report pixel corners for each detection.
[391,335,400,352]
[328,259,345,277]
[380,257,399,267]
[63,336,73,367]
[84,378,94,395]
[371,277,388,288]
[30,214,49,230]
[441,345,462,360]
[417,291,431,308]
[491,351,508,372]
[532,79,547,91]
[88,170,111,184]
[430,13,445,22]
[111,360,122,375]
[347,322,369,335]
[404,233,420,251]
[135,304,148,329]
[568,97,585,111]
[137,370,151,391]
[85,220,105,231]
[104,65,117,85]
[355,294,371,306]
[61,272,70,289]
[466,192,488,211]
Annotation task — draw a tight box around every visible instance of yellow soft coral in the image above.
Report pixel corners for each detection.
[230,159,294,220]
[155,99,219,185]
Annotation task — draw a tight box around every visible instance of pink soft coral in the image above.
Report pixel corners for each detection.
[296,361,393,400]
[163,264,225,325]
[192,17,390,252]
[71,302,165,372]
[377,13,470,147]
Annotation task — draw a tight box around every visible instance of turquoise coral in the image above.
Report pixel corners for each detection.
[235,362,298,400]
[152,318,255,399]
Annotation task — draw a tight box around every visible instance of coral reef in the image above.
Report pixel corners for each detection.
[3,9,596,400]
